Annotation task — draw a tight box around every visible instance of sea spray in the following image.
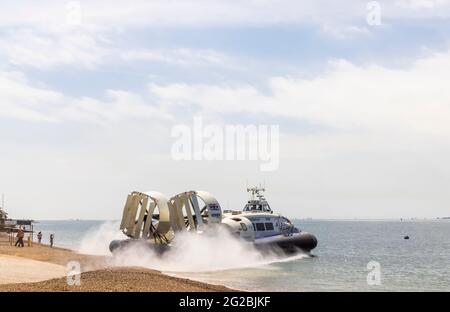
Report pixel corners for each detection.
[77,221,126,255]
[77,221,309,272]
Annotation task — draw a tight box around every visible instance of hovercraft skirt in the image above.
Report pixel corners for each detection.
[254,232,318,253]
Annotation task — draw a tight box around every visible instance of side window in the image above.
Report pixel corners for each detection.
[255,223,265,231]
[264,222,274,231]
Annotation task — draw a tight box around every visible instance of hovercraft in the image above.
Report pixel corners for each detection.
[110,187,317,255]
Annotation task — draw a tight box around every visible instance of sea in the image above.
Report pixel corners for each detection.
[34,219,450,291]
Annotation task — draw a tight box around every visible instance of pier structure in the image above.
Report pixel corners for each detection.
[0,196,35,246]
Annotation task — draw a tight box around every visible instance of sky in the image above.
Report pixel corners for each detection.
[1,0,450,220]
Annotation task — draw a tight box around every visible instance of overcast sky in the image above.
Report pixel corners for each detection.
[1,0,450,220]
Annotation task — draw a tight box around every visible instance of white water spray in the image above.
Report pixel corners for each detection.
[77,222,309,273]
[77,221,126,255]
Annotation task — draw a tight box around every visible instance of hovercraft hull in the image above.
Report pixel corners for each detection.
[109,239,170,254]
[253,232,318,254]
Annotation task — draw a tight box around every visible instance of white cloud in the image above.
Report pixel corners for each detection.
[0,28,111,70]
[320,24,371,39]
[395,0,448,10]
[0,27,237,70]
[3,49,450,138]
[120,48,235,68]
[0,69,171,123]
[148,51,450,136]
[1,1,449,34]
[0,71,63,122]
[1,1,449,70]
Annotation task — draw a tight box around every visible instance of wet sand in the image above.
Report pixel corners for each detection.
[0,237,233,292]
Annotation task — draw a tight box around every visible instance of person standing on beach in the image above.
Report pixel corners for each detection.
[37,231,42,244]
[50,233,54,247]
[15,228,25,247]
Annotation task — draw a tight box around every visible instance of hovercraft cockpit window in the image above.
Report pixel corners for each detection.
[255,223,266,231]
[244,203,273,212]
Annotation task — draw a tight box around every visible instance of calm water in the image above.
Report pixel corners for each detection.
[34,219,450,291]
[34,220,107,248]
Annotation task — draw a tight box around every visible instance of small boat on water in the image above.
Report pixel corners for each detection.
[110,186,317,255]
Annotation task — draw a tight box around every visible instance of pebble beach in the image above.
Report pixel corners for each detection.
[0,235,233,292]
